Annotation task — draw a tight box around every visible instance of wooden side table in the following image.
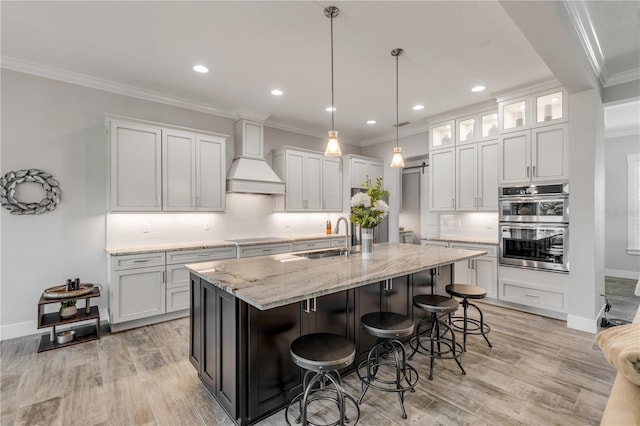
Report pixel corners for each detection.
[37,287,101,352]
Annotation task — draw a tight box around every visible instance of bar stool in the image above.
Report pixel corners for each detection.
[356,312,419,419]
[409,295,465,380]
[285,333,360,426]
[445,284,492,351]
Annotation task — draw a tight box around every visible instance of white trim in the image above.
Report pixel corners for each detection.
[359,123,430,147]
[0,308,110,341]
[264,120,326,140]
[1,56,235,119]
[628,153,640,255]
[605,269,640,280]
[608,68,640,87]
[567,313,599,334]
[605,126,640,139]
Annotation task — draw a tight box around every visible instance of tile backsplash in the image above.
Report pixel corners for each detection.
[438,212,499,240]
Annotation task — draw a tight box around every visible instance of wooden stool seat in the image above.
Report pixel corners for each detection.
[445,284,492,351]
[446,284,487,299]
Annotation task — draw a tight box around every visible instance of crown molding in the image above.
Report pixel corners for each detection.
[264,119,326,140]
[1,56,235,119]
[358,122,430,147]
[423,99,499,126]
[607,69,640,87]
[492,77,560,103]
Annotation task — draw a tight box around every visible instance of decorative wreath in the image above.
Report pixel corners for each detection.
[0,169,61,215]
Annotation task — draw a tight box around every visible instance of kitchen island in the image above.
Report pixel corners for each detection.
[186,242,485,425]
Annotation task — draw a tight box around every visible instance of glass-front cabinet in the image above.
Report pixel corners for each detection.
[533,89,567,127]
[456,116,476,145]
[429,120,454,151]
[479,110,499,139]
[499,96,529,133]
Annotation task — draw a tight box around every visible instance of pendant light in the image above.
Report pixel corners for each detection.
[390,48,405,168]
[324,6,342,157]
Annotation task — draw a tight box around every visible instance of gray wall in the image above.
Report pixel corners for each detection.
[605,133,640,278]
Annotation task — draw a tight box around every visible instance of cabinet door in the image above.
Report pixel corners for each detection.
[531,124,568,182]
[303,291,354,339]
[111,266,165,323]
[456,144,477,210]
[453,260,473,285]
[247,303,302,421]
[189,275,202,370]
[305,153,323,211]
[499,130,530,184]
[110,121,162,211]
[322,157,342,211]
[355,283,382,363]
[367,162,383,184]
[285,151,305,211]
[473,256,497,298]
[201,281,217,392]
[411,270,437,322]
[351,158,369,188]
[163,130,196,211]
[430,148,455,211]
[196,135,225,211]
[477,139,499,211]
[215,288,238,417]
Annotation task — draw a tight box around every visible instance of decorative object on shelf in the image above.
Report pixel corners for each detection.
[0,169,61,215]
[59,300,77,319]
[323,6,342,157]
[441,134,450,145]
[390,48,405,168]
[350,176,390,259]
[544,104,553,121]
[42,283,101,299]
[56,330,75,344]
[488,124,498,136]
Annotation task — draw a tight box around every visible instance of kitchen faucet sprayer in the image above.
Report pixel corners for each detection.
[334,216,350,255]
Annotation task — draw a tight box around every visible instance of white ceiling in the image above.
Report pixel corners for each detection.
[1,1,638,145]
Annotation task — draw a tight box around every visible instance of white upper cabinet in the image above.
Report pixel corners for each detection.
[350,157,382,188]
[499,87,567,134]
[195,135,226,211]
[273,147,336,212]
[455,139,499,211]
[322,157,342,211]
[477,139,499,210]
[499,124,568,184]
[110,120,162,211]
[429,120,455,151]
[109,118,226,212]
[479,110,499,140]
[498,96,530,134]
[429,147,455,211]
[456,116,477,145]
[532,89,567,127]
[162,130,226,212]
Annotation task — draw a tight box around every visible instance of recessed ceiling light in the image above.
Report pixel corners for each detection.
[270,89,284,96]
[471,85,486,92]
[412,104,424,111]
[192,64,209,74]
[366,120,377,125]
[326,107,336,112]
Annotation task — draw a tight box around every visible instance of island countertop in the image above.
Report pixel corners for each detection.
[186,242,486,310]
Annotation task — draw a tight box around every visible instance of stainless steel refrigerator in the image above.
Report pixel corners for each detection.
[350,187,389,246]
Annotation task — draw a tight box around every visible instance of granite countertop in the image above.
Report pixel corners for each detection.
[422,235,499,246]
[106,233,342,255]
[186,242,486,310]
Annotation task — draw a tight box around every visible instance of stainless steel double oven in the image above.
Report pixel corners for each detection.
[498,182,569,273]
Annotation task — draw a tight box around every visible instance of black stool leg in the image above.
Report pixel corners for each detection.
[462,298,469,351]
[469,301,492,348]
[447,321,466,376]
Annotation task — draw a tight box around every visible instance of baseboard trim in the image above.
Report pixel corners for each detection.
[0,308,110,341]
[605,268,640,280]
[567,313,600,334]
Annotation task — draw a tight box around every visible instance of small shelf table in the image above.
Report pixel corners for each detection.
[37,287,101,352]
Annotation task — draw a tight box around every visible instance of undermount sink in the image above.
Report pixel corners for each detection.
[291,248,358,259]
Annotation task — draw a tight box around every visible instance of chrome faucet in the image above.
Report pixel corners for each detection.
[334,216,350,255]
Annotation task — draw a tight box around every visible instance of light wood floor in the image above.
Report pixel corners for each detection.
[1,277,637,426]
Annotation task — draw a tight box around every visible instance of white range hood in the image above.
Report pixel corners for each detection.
[227,119,285,195]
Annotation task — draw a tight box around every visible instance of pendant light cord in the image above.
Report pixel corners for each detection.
[396,52,399,148]
[330,14,335,131]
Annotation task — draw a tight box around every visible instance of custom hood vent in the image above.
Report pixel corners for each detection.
[226,119,285,195]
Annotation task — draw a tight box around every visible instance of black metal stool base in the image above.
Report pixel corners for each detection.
[449,299,492,351]
[285,370,360,426]
[356,339,419,419]
[409,316,465,380]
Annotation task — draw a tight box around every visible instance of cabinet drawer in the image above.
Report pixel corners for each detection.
[167,286,190,312]
[331,238,348,248]
[501,282,565,310]
[238,243,292,258]
[166,247,237,265]
[112,252,165,271]
[450,243,497,257]
[292,240,331,252]
[422,240,449,247]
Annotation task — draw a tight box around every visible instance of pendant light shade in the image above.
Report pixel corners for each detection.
[324,6,342,157]
[390,48,405,168]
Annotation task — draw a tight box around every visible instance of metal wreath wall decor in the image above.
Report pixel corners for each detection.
[0,169,61,215]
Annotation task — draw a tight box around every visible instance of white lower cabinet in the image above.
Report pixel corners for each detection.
[450,243,497,298]
[109,246,237,331]
[238,243,292,258]
[291,239,331,252]
[498,266,569,314]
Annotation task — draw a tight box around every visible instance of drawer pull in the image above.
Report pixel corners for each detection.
[197,254,212,257]
[133,259,151,263]
[525,293,540,298]
[262,249,273,252]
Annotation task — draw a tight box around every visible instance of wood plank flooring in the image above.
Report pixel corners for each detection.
[1,277,637,426]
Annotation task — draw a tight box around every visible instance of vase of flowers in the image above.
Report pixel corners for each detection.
[350,176,390,259]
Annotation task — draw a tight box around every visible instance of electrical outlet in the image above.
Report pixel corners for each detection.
[142,222,150,233]
[203,220,210,231]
